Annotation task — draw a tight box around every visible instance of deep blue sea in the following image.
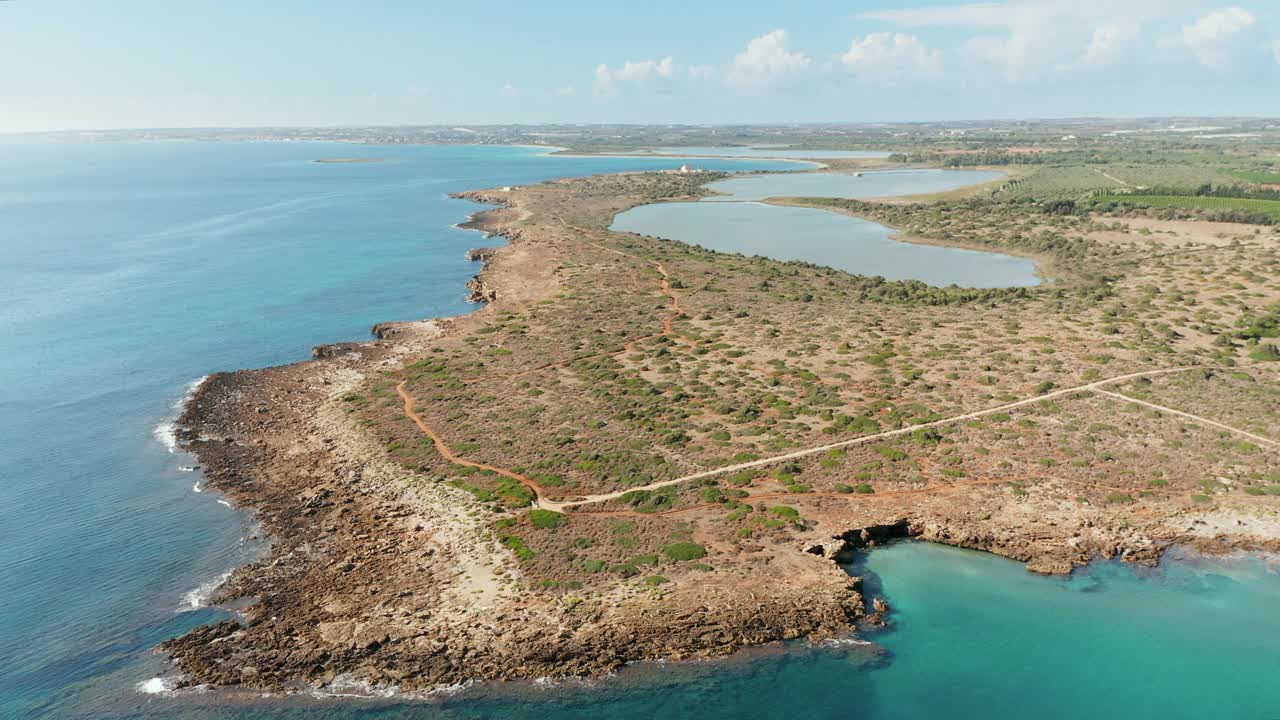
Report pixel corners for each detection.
[2,142,1278,720]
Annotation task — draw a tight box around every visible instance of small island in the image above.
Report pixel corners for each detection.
[167,161,1280,694]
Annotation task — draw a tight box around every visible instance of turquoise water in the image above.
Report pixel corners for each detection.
[68,543,1280,719]
[4,142,1277,720]
[703,168,1003,201]
[610,201,1041,287]
[0,141,795,718]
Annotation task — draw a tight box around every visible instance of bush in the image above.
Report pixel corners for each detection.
[644,575,669,586]
[770,505,800,519]
[834,483,854,493]
[501,535,534,561]
[855,483,875,494]
[529,509,564,529]
[1105,492,1134,505]
[662,542,708,561]
[875,446,907,461]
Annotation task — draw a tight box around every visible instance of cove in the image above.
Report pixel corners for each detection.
[77,543,1280,719]
[611,199,1041,288]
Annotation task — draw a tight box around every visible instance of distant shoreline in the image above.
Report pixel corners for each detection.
[313,157,385,164]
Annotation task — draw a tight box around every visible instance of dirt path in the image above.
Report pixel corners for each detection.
[1095,168,1130,187]
[396,381,553,507]
[1095,389,1279,449]
[397,209,1266,517]
[542,366,1205,511]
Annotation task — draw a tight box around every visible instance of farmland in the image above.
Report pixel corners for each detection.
[1094,192,1280,221]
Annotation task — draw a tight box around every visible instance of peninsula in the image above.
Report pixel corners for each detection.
[166,158,1279,693]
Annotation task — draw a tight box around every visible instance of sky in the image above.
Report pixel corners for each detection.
[1,0,1278,132]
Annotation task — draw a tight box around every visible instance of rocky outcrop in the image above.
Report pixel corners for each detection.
[465,275,496,304]
[466,247,501,262]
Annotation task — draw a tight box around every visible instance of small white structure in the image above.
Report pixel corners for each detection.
[679,164,692,174]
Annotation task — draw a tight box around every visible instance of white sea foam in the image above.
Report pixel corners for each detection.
[180,569,233,611]
[153,375,209,454]
[192,481,202,493]
[136,676,177,695]
[217,499,232,507]
[311,674,475,700]
[819,637,874,648]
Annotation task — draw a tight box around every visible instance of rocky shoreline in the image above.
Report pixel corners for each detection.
[163,185,870,693]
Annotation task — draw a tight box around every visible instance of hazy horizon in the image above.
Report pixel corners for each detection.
[3,0,1278,133]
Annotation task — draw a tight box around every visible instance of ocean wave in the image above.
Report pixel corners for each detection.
[154,375,209,454]
[819,637,875,648]
[136,676,178,695]
[311,674,475,700]
[180,569,233,612]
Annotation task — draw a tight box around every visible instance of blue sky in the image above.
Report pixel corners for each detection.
[1,0,1278,131]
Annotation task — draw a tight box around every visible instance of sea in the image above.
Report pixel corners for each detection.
[1,141,1277,720]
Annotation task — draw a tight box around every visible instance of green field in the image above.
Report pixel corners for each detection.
[1227,169,1280,185]
[989,166,1124,201]
[1097,193,1280,220]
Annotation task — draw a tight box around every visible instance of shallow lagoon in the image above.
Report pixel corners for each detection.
[612,201,1041,288]
[611,166,1037,288]
[641,146,891,160]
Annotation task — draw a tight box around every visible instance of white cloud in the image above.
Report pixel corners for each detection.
[1074,24,1137,68]
[728,29,810,88]
[842,32,944,83]
[859,0,1192,81]
[1274,38,1280,64]
[553,85,575,97]
[1182,7,1255,68]
[593,56,675,96]
[499,84,521,98]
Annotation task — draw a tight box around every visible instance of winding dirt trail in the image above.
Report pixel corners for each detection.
[396,381,553,507]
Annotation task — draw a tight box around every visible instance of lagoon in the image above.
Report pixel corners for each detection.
[611,201,1042,288]
[642,146,891,160]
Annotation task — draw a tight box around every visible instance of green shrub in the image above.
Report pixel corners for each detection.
[834,483,854,494]
[662,543,708,561]
[770,505,800,519]
[1105,492,1134,505]
[501,535,534,561]
[645,575,669,586]
[855,483,875,494]
[875,446,907,461]
[529,509,564,529]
